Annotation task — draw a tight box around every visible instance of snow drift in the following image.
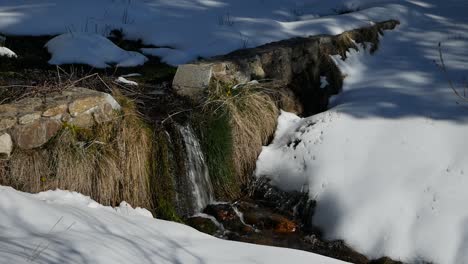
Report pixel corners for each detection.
[0,185,347,264]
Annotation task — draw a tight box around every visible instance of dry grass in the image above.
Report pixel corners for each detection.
[204,80,298,187]
[0,90,153,209]
[323,20,400,59]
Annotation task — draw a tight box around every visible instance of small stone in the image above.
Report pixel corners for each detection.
[249,59,265,79]
[0,133,13,159]
[42,103,68,117]
[172,64,213,99]
[18,112,41,125]
[0,116,17,131]
[12,119,62,149]
[69,113,95,128]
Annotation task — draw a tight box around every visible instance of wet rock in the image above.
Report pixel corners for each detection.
[12,119,62,149]
[0,133,12,159]
[203,204,245,231]
[240,202,297,233]
[250,177,315,231]
[187,216,221,236]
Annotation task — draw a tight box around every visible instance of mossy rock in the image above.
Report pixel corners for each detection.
[187,216,221,235]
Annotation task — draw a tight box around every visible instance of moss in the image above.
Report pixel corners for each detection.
[194,110,240,200]
[149,128,183,222]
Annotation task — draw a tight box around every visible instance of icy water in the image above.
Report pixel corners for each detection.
[178,124,214,212]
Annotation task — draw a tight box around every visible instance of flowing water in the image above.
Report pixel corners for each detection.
[178,124,214,213]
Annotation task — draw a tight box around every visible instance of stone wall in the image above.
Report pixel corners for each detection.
[172,20,399,115]
[0,87,120,157]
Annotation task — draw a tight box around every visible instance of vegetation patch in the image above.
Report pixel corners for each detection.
[194,80,299,199]
[0,91,154,210]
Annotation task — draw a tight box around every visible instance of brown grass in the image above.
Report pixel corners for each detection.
[0,91,153,209]
[204,80,299,186]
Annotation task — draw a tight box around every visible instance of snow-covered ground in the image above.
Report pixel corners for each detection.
[0,186,347,264]
[0,46,16,57]
[256,0,468,264]
[0,0,398,65]
[45,33,148,68]
[1,0,468,263]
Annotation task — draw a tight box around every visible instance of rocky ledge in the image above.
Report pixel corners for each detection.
[0,87,120,157]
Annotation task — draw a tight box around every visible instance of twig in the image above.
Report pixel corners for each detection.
[161,109,192,124]
[438,42,468,102]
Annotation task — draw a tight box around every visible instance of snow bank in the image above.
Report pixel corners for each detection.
[0,46,17,58]
[45,33,147,68]
[0,0,399,65]
[0,185,347,264]
[256,1,468,263]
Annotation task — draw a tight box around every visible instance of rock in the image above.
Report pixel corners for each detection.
[272,216,297,233]
[242,207,297,233]
[203,204,245,231]
[204,203,238,222]
[42,103,68,117]
[12,119,62,149]
[69,113,94,128]
[69,97,101,117]
[0,104,18,116]
[93,103,115,124]
[0,133,13,159]
[61,113,72,122]
[187,216,221,235]
[68,89,120,118]
[172,64,213,99]
[18,112,42,125]
[0,116,17,131]
[15,97,43,114]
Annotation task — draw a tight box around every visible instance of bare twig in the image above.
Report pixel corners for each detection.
[438,42,468,102]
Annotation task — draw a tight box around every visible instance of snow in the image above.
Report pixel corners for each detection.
[1,0,468,263]
[45,33,148,68]
[256,1,468,264]
[0,46,16,57]
[0,185,347,264]
[116,76,138,86]
[0,0,398,65]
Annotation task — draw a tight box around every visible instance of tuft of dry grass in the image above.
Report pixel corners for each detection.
[203,80,297,188]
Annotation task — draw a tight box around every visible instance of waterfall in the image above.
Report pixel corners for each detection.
[178,124,214,213]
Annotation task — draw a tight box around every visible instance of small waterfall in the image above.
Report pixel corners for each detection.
[178,124,214,213]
